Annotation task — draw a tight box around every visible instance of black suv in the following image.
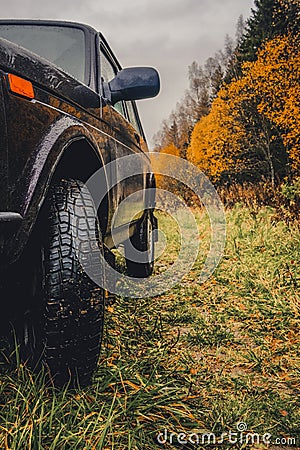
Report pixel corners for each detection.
[0,20,159,386]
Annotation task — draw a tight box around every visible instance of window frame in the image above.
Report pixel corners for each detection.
[99,35,145,139]
[0,20,94,87]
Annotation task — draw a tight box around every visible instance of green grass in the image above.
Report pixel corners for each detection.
[0,205,299,449]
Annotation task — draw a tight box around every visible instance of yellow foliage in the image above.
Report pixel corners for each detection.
[154,143,180,188]
[187,32,300,180]
[243,34,300,172]
[187,78,248,181]
[159,143,180,157]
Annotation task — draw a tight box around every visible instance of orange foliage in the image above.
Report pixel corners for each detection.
[187,78,249,181]
[243,34,300,172]
[187,33,300,181]
[159,143,180,157]
[154,143,180,188]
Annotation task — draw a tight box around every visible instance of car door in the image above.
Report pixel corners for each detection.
[99,42,149,244]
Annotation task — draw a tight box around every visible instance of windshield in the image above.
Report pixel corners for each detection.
[0,24,86,83]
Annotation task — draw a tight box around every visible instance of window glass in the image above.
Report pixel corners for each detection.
[126,101,140,132]
[0,24,85,83]
[100,52,115,83]
[100,50,125,116]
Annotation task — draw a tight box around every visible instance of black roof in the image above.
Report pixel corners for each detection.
[0,19,99,36]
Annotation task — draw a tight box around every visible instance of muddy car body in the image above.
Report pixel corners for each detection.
[0,20,159,386]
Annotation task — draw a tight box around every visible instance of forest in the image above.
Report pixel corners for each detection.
[154,0,299,215]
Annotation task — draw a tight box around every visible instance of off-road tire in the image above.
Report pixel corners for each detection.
[20,179,105,387]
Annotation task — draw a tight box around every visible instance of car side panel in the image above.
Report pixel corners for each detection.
[0,36,154,266]
[0,77,113,265]
[107,105,150,230]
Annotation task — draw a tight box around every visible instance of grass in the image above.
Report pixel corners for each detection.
[0,205,299,449]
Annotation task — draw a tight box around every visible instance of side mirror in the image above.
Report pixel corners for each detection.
[103,67,160,105]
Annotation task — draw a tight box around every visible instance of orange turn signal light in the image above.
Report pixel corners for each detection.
[7,73,34,99]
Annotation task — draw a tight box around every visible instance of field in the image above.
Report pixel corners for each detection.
[0,205,299,449]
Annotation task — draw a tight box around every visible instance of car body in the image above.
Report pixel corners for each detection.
[0,19,159,265]
[0,20,159,386]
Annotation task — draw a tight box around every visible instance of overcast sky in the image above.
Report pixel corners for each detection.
[1,0,255,146]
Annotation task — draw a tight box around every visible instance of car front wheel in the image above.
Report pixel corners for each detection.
[19,179,105,387]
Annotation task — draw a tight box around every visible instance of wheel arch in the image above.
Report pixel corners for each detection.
[52,137,109,235]
[11,122,110,265]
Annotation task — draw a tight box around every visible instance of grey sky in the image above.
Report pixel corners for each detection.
[1,0,255,146]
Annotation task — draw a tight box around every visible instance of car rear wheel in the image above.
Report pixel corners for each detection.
[125,212,155,278]
[19,179,105,387]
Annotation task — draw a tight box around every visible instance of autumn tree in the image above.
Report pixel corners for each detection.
[230,0,299,80]
[244,34,300,175]
[154,0,299,198]
[153,13,249,156]
[186,94,235,181]
[187,32,299,183]
[153,61,211,155]
[187,79,260,183]
[272,0,300,36]
[204,57,224,100]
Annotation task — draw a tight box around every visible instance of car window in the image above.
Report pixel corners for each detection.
[0,24,86,83]
[100,50,125,116]
[100,51,115,83]
[126,101,141,133]
[100,46,144,138]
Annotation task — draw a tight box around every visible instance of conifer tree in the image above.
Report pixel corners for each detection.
[239,0,276,63]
